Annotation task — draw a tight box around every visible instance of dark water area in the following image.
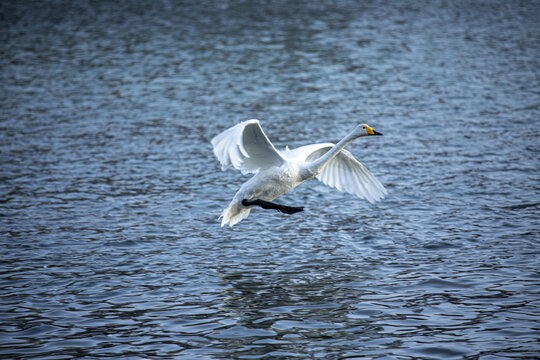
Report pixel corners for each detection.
[1,0,539,359]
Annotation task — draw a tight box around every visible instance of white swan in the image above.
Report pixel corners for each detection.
[211,119,387,227]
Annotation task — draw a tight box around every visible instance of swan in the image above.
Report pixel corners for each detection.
[211,119,387,227]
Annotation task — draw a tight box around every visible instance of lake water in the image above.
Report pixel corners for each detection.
[1,0,539,359]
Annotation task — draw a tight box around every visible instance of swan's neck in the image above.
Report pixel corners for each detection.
[306,132,357,176]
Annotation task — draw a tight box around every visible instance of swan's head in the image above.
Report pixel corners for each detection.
[352,124,383,138]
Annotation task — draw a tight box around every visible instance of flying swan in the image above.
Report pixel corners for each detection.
[211,120,387,227]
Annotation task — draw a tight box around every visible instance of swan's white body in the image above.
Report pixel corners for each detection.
[211,119,387,226]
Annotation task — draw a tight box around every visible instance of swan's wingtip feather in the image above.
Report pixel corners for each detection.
[210,119,283,175]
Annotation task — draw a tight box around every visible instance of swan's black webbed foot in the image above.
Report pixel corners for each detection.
[275,203,304,214]
[242,199,304,214]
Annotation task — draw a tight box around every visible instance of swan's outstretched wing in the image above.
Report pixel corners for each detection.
[287,143,387,204]
[211,119,285,175]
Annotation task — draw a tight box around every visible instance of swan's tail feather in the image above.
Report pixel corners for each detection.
[220,202,251,227]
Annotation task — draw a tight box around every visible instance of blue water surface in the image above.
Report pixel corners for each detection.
[1,0,539,359]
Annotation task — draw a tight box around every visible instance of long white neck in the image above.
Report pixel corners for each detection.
[305,131,358,176]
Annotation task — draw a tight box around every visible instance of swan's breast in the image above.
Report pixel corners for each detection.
[242,162,303,201]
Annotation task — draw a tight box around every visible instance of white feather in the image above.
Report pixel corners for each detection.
[211,119,284,175]
[287,143,387,203]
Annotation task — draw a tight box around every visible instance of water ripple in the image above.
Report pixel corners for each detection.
[1,0,539,359]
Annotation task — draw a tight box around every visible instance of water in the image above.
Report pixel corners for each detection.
[1,0,539,358]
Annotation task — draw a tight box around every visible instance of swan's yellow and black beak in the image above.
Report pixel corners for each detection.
[366,126,383,136]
